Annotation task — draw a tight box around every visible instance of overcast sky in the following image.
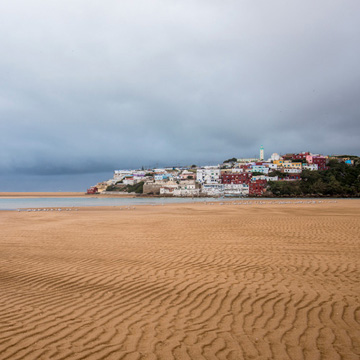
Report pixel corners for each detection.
[1,1,359,190]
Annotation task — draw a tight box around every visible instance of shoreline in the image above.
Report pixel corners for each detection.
[1,191,359,199]
[0,198,350,213]
[0,192,135,199]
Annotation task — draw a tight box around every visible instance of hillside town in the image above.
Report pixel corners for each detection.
[88,147,357,197]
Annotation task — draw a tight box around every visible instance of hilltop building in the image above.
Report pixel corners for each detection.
[260,145,264,161]
[96,148,341,197]
[270,153,280,161]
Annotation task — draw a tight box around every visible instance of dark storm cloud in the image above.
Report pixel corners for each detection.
[1,0,359,178]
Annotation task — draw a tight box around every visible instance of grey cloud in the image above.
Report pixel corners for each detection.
[0,0,360,184]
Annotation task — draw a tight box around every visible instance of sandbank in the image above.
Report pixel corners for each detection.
[0,192,135,198]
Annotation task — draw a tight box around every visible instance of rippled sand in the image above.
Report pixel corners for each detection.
[1,201,359,359]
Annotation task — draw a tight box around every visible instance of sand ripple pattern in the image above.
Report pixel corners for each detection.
[0,202,359,359]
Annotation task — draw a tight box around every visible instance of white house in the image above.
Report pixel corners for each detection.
[224,183,249,196]
[196,168,221,184]
[173,188,200,197]
[154,170,177,182]
[202,184,224,196]
[283,168,302,173]
[122,177,135,185]
[113,170,133,180]
[160,185,179,195]
[267,163,278,170]
[303,164,318,171]
[237,158,258,163]
[270,153,281,161]
[252,175,278,182]
[251,165,269,174]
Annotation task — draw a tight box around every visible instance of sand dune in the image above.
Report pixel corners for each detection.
[0,201,359,359]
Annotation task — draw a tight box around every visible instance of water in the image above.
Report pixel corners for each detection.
[0,196,227,210]
[0,197,344,211]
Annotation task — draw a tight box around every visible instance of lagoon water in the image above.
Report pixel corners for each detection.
[0,196,227,210]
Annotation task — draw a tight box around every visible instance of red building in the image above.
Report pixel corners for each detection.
[312,156,327,170]
[283,152,310,161]
[282,153,295,160]
[221,173,252,184]
[293,152,310,160]
[249,180,267,196]
[87,186,98,194]
[238,164,252,170]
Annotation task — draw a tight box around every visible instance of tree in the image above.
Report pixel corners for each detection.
[125,181,144,194]
[268,170,285,178]
[223,157,237,163]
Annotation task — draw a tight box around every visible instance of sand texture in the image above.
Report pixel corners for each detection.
[0,201,359,359]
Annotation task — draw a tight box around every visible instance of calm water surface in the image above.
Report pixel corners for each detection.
[0,197,229,210]
[0,197,343,211]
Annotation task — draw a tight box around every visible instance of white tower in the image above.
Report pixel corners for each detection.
[260,145,264,161]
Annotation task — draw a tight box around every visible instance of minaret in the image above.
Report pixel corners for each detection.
[260,145,264,161]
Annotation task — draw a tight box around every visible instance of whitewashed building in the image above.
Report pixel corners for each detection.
[224,184,249,196]
[303,164,318,171]
[196,167,221,184]
[159,184,179,195]
[114,170,133,180]
[173,188,200,197]
[270,153,281,161]
[251,165,269,174]
[283,168,302,173]
[252,175,279,182]
[266,163,278,170]
[202,184,224,196]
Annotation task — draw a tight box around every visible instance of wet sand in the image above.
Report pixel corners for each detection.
[0,192,88,198]
[0,192,134,198]
[0,200,359,359]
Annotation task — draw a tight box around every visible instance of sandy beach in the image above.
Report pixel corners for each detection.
[0,200,359,359]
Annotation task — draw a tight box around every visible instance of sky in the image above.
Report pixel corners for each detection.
[1,1,359,191]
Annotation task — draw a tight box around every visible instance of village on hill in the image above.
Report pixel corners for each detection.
[88,147,359,197]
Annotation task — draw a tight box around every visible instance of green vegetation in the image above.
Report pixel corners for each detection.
[252,171,264,176]
[106,181,144,194]
[125,181,144,194]
[333,155,358,159]
[223,157,237,163]
[268,159,360,197]
[105,184,121,191]
[268,170,286,179]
